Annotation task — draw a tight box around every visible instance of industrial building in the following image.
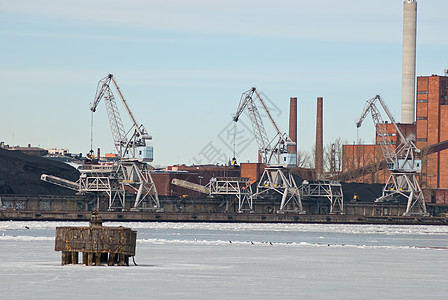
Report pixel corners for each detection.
[339,0,448,205]
[342,73,448,204]
[416,74,448,189]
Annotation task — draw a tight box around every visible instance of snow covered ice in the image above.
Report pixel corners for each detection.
[1,221,448,299]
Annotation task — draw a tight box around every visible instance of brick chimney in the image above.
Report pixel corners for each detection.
[288,97,297,155]
[315,97,323,178]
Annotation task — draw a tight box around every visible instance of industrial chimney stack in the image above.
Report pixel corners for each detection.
[315,97,323,178]
[401,0,417,124]
[288,97,297,156]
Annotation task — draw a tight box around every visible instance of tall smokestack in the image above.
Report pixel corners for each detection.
[315,97,323,178]
[288,97,297,155]
[401,0,417,124]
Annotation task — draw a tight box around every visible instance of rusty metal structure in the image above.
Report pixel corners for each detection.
[55,213,136,266]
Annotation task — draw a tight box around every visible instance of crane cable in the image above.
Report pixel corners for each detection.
[233,122,236,159]
[356,127,359,145]
[90,109,94,156]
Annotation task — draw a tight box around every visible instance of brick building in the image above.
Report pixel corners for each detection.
[341,144,388,184]
[415,75,448,188]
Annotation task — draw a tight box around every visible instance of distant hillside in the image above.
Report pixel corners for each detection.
[0,148,80,195]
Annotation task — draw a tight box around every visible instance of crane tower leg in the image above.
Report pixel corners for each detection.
[255,167,305,214]
[376,172,427,216]
[118,161,161,211]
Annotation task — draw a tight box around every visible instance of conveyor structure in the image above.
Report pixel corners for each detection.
[172,177,254,213]
[299,180,344,214]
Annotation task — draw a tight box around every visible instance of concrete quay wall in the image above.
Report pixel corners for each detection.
[1,210,447,225]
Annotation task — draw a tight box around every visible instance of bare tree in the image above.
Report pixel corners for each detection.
[297,149,312,168]
[323,137,346,174]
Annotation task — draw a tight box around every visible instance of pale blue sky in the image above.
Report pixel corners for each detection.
[1,0,447,167]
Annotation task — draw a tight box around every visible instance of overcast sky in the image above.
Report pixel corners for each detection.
[1,0,447,167]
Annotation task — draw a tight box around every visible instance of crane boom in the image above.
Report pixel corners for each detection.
[109,76,151,140]
[357,95,406,143]
[233,88,270,157]
[356,95,397,164]
[356,95,420,172]
[253,89,282,136]
[91,74,112,112]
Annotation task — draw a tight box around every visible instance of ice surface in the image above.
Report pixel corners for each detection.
[1,221,447,299]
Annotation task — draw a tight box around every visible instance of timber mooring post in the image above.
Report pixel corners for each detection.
[55,212,137,266]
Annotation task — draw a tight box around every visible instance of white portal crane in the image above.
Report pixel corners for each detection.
[233,87,304,213]
[356,95,427,216]
[89,74,160,211]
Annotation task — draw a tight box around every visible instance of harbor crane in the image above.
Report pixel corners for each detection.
[356,95,427,216]
[41,74,161,211]
[91,74,153,161]
[233,87,305,213]
[89,74,160,211]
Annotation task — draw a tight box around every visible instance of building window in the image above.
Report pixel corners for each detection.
[417,138,427,142]
[442,95,448,105]
[417,91,428,94]
[417,117,427,120]
[417,100,427,103]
